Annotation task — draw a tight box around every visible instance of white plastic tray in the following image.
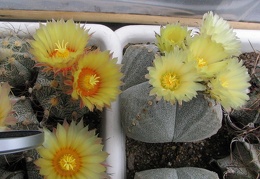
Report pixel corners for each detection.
[0,22,125,179]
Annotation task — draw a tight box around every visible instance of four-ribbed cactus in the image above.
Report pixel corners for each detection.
[120,44,223,143]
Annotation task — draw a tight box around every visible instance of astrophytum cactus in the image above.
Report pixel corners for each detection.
[134,167,219,179]
[120,44,223,143]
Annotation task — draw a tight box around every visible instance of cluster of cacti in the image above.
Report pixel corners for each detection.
[0,20,122,128]
[29,19,122,115]
[0,32,38,131]
[0,30,41,179]
[0,29,85,130]
[0,19,123,179]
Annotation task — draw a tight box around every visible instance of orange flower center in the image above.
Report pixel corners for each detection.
[77,68,101,96]
[161,72,180,91]
[52,148,81,176]
[196,57,207,68]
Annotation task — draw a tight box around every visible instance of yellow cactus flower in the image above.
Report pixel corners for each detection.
[0,82,17,131]
[208,58,250,111]
[200,11,241,56]
[146,48,205,105]
[156,23,191,53]
[35,120,108,179]
[31,19,90,75]
[188,36,229,78]
[71,50,122,111]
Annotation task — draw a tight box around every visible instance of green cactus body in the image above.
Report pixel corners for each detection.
[33,71,88,120]
[11,96,39,130]
[0,35,35,87]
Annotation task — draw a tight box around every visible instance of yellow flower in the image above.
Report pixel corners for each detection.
[200,11,241,56]
[31,19,90,75]
[146,48,205,104]
[188,36,229,78]
[35,120,108,179]
[0,82,17,131]
[71,50,122,111]
[156,23,191,53]
[208,58,250,111]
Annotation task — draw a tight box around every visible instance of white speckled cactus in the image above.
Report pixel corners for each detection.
[0,34,35,87]
[120,44,223,143]
[134,167,219,179]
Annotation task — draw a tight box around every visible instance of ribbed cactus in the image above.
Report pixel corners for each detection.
[120,44,223,143]
[32,71,88,120]
[11,96,39,130]
[0,34,35,87]
[121,44,157,91]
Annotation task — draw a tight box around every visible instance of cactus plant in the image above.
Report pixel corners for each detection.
[0,95,42,178]
[121,44,157,91]
[32,70,88,121]
[134,167,219,179]
[0,34,36,88]
[0,22,105,179]
[121,81,222,143]
[229,51,260,125]
[217,140,260,179]
[120,44,223,143]
[11,96,39,130]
